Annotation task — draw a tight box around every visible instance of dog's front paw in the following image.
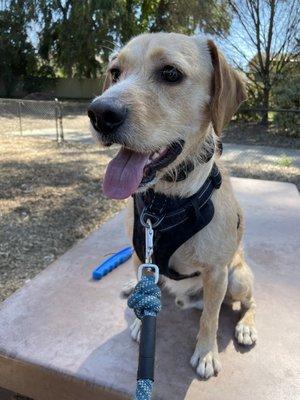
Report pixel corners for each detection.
[190,345,221,379]
[235,323,257,346]
[130,318,141,342]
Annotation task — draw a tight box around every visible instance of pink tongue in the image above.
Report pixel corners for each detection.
[103,148,149,199]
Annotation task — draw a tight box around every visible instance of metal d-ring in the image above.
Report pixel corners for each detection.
[137,264,159,284]
[140,208,165,229]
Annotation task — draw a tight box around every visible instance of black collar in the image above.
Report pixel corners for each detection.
[163,136,222,182]
[139,163,222,229]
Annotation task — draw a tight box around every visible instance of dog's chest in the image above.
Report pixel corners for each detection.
[168,231,209,275]
[164,242,205,298]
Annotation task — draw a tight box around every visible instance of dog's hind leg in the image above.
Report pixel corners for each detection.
[227,248,257,346]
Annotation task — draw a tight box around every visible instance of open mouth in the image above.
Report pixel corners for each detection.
[103,140,184,199]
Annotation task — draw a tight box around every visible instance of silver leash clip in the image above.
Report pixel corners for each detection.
[145,219,154,264]
[137,219,159,283]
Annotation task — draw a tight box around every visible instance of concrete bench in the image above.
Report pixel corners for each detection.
[0,178,299,400]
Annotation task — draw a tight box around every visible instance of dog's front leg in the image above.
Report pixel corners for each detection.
[191,266,228,379]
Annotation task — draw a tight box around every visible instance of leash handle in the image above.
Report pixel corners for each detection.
[137,315,156,381]
[128,218,161,400]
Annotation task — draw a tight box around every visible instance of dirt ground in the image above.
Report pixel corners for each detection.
[223,121,300,148]
[1,107,299,149]
[1,135,299,304]
[0,134,299,400]
[0,136,125,302]
[227,161,299,189]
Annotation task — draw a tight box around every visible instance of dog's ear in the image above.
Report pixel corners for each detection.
[207,40,247,136]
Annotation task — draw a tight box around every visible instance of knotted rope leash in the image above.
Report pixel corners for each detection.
[128,274,161,399]
[128,162,222,399]
[128,219,161,400]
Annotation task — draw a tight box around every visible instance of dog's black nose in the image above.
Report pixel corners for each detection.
[87,98,127,135]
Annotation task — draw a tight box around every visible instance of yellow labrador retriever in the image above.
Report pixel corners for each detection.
[88,32,257,379]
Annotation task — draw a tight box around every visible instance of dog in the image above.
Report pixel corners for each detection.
[88,32,257,380]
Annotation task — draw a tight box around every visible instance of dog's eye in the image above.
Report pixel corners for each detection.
[110,68,121,83]
[161,66,183,83]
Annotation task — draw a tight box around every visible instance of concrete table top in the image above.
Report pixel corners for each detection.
[0,178,299,400]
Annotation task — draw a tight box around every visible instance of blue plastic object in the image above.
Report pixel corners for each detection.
[92,246,134,280]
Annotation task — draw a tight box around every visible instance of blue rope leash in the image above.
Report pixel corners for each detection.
[135,379,153,400]
[128,274,161,400]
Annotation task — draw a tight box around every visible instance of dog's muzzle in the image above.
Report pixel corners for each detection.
[87,97,127,137]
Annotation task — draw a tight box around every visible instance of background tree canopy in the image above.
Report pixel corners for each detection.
[0,0,232,83]
[36,0,232,78]
[0,0,299,129]
[0,0,37,95]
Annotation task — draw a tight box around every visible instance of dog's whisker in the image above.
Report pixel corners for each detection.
[101,45,115,52]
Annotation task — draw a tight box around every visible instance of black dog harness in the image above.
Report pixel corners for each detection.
[133,162,222,280]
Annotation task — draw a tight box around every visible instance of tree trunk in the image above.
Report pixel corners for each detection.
[150,0,170,32]
[261,86,270,126]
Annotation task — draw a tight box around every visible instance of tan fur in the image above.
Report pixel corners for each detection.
[94,32,257,379]
[207,40,247,136]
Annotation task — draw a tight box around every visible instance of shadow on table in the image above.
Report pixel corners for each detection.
[77,291,248,400]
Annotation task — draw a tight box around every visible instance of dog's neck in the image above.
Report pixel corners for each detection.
[154,126,218,198]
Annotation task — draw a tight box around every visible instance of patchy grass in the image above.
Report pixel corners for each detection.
[0,136,124,302]
[276,154,294,168]
[225,161,300,190]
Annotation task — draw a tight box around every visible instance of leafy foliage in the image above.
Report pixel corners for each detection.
[116,0,231,40]
[3,0,298,137]
[0,0,37,96]
[222,0,299,124]
[23,0,231,79]
[37,0,118,78]
[272,63,300,136]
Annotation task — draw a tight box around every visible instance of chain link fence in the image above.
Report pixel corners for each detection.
[0,98,91,143]
[0,98,299,144]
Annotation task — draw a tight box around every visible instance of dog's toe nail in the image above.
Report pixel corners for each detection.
[213,358,221,373]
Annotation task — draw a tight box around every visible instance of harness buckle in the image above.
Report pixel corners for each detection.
[138,263,159,284]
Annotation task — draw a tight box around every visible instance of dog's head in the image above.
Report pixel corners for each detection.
[88,33,246,199]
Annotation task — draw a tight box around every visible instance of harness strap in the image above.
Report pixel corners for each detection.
[133,164,222,280]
